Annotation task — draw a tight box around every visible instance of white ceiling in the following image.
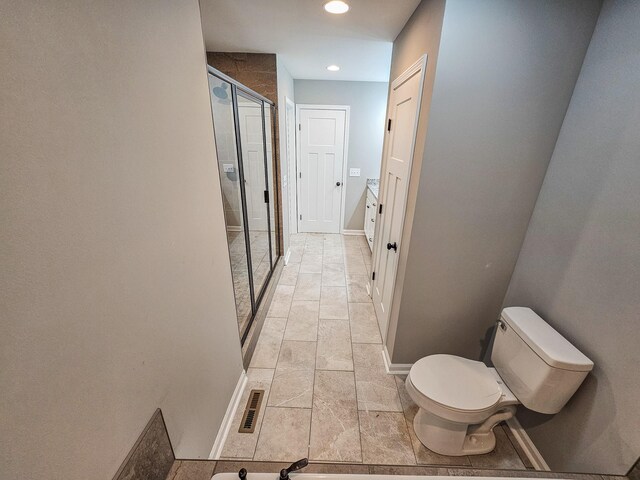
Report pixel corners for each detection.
[199,0,421,82]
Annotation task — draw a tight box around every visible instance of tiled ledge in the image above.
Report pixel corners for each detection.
[114,409,174,480]
[166,459,628,480]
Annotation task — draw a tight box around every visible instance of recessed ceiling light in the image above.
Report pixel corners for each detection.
[327,65,340,72]
[324,1,349,14]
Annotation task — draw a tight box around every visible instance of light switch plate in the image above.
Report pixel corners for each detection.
[349,168,361,177]
[223,164,235,173]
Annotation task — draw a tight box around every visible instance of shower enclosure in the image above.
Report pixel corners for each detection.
[207,66,279,345]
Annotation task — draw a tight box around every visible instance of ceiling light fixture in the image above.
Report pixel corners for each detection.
[324,1,349,14]
[327,65,340,72]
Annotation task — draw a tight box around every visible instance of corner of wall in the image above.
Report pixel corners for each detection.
[382,0,446,364]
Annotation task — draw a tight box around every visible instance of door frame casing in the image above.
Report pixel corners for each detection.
[295,104,351,234]
[371,55,428,342]
[285,97,298,236]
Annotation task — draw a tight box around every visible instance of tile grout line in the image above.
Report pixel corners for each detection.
[359,237,413,464]
[346,274,366,465]
[252,255,299,461]
[256,233,314,461]
[322,235,363,463]
[500,423,531,469]
[396,375,420,466]
[307,312,319,461]
[312,235,348,461]
[489,424,526,470]
[308,234,319,461]
[308,236,320,461]
[260,405,312,411]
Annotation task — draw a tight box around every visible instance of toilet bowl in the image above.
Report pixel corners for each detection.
[406,355,518,456]
[406,307,594,456]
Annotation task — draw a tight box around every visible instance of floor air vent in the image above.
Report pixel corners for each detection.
[239,389,264,433]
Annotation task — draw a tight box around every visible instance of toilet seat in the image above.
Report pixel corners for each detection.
[407,354,503,423]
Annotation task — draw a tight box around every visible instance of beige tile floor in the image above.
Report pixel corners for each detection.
[221,233,527,469]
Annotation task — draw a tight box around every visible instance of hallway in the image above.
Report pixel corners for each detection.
[220,234,527,469]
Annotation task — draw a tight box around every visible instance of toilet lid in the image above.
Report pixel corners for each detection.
[409,355,502,412]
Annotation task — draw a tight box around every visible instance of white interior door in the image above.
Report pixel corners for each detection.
[238,102,268,231]
[297,106,347,234]
[372,56,427,340]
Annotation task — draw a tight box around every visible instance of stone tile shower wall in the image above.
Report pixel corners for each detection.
[112,409,174,480]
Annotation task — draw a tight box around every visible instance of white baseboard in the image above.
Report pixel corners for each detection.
[209,370,248,460]
[284,248,291,265]
[382,345,413,375]
[342,229,365,236]
[506,416,550,471]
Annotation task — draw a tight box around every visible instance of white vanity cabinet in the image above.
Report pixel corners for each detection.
[364,188,377,251]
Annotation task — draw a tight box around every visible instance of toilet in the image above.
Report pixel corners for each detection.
[406,307,593,456]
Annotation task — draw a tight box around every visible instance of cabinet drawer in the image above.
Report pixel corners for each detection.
[364,188,377,253]
[366,189,377,208]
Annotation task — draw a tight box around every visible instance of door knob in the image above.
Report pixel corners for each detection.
[387,242,398,252]
[336,181,342,187]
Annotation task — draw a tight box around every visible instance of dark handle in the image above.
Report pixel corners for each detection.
[280,458,309,480]
[366,205,370,208]
[336,181,342,186]
[387,242,398,252]
[239,468,247,480]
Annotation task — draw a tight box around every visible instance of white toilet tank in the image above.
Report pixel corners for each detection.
[491,307,594,414]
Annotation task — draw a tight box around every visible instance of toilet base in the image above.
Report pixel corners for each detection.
[413,406,516,456]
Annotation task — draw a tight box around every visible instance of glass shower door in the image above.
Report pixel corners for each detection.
[236,92,272,302]
[207,67,279,346]
[208,74,253,334]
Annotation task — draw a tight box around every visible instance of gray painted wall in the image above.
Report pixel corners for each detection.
[387,0,602,363]
[293,80,388,230]
[504,0,640,474]
[0,1,244,478]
